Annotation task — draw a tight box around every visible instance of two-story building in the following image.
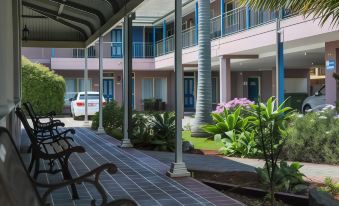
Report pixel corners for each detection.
[22,0,339,113]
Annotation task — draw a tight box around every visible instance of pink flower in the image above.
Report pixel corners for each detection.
[213,98,254,113]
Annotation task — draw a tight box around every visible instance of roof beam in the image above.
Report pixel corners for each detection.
[48,0,106,25]
[222,54,259,59]
[22,40,85,48]
[33,9,88,39]
[183,64,197,67]
[22,1,96,34]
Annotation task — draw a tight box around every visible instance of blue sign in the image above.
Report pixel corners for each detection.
[326,59,335,70]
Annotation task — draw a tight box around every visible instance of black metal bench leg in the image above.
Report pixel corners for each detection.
[60,157,79,199]
[28,155,35,173]
[33,158,40,179]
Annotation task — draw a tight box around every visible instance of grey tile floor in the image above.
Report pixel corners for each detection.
[21,128,244,206]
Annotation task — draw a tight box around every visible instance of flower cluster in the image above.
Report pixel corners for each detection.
[214,98,254,113]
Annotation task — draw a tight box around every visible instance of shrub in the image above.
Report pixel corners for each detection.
[282,107,339,164]
[320,177,339,197]
[91,101,123,137]
[149,112,176,151]
[202,107,259,157]
[256,161,307,194]
[22,56,65,114]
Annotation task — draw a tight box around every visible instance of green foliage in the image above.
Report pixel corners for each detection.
[130,112,153,148]
[21,56,65,114]
[320,177,339,197]
[149,112,176,151]
[251,97,293,205]
[202,107,258,157]
[282,108,339,164]
[256,161,307,194]
[240,0,339,27]
[91,101,123,137]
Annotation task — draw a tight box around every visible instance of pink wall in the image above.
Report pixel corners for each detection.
[325,40,339,105]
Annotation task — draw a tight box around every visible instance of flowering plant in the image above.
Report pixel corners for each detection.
[214,98,254,113]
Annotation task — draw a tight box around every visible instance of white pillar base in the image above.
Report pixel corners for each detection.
[120,139,133,148]
[96,127,105,134]
[167,162,190,177]
[83,121,90,127]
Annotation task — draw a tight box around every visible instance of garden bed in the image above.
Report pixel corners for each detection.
[191,170,309,206]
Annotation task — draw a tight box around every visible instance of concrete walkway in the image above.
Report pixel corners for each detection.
[226,157,339,182]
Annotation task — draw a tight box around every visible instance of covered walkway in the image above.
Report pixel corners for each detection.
[21,127,244,206]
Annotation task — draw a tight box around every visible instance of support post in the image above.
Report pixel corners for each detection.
[152,26,156,56]
[220,0,225,36]
[246,5,251,29]
[97,36,105,134]
[219,57,231,102]
[121,13,134,148]
[275,13,284,104]
[195,0,199,44]
[163,20,167,54]
[167,0,190,178]
[83,47,90,126]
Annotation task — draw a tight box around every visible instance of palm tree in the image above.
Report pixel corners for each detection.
[191,0,213,137]
[239,0,339,27]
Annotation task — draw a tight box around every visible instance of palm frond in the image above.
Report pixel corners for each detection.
[239,0,339,27]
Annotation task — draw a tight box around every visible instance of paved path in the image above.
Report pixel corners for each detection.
[226,157,339,182]
[141,151,255,173]
[21,127,244,206]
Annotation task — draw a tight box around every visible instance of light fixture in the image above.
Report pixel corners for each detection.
[22,25,29,41]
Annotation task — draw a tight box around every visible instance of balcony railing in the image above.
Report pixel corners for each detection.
[154,7,290,57]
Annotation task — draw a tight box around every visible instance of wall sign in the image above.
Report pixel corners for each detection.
[326,59,335,71]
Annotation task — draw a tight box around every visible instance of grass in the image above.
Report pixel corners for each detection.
[182,130,223,151]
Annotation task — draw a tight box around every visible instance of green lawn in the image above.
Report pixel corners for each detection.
[182,131,223,151]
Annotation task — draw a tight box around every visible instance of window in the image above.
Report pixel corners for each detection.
[64,78,92,105]
[79,94,100,100]
[142,77,167,102]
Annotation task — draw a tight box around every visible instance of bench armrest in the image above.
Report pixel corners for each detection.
[35,163,135,206]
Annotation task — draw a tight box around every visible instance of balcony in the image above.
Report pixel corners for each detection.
[72,42,154,59]
[154,7,281,57]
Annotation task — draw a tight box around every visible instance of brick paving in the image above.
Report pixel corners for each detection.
[20,127,244,206]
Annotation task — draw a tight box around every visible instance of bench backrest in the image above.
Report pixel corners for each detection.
[0,127,42,206]
[23,102,39,129]
[15,107,39,148]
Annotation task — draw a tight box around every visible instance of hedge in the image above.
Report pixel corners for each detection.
[22,56,66,114]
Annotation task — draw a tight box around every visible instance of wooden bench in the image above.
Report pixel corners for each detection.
[23,102,65,137]
[0,127,136,206]
[16,107,84,199]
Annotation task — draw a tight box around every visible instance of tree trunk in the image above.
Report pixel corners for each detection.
[191,0,212,137]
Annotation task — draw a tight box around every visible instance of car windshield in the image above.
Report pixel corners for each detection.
[79,94,100,100]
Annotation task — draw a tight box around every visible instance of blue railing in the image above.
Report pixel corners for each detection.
[154,7,287,57]
[108,42,154,58]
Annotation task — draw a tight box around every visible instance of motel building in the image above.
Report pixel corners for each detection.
[22,0,339,113]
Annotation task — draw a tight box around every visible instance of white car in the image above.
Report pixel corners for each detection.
[302,85,326,113]
[70,92,106,119]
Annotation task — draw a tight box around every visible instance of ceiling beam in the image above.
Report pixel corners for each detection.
[22,40,85,48]
[33,9,88,39]
[183,64,197,67]
[22,15,47,18]
[222,54,259,59]
[48,0,106,25]
[85,0,143,47]
[22,1,96,34]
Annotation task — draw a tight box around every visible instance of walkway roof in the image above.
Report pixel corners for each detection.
[22,0,143,48]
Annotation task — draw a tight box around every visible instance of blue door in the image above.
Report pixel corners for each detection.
[248,77,259,101]
[184,78,195,108]
[103,79,114,102]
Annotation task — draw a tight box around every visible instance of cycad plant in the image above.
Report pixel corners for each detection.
[150,112,176,151]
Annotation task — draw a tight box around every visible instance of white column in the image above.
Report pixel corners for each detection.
[167,0,190,178]
[219,56,231,102]
[83,47,90,126]
[97,36,105,134]
[121,14,134,148]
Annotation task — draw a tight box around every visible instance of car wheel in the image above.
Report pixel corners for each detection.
[303,105,312,113]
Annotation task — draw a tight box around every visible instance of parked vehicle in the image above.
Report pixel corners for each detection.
[70,92,106,119]
[302,85,326,113]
